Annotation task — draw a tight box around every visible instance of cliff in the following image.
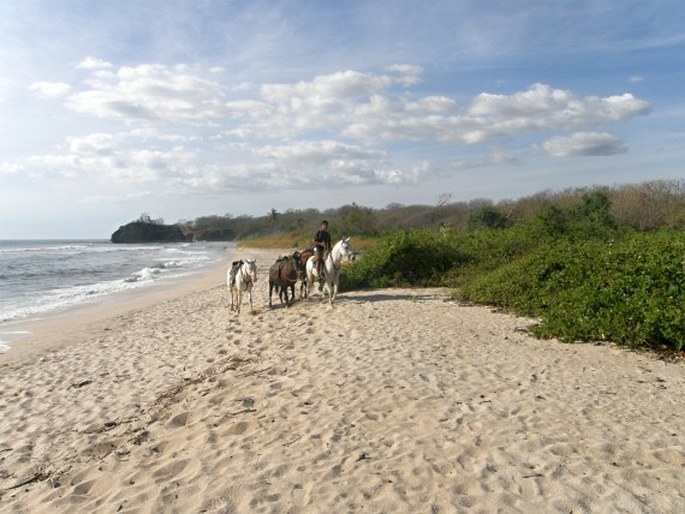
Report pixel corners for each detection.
[110,221,190,243]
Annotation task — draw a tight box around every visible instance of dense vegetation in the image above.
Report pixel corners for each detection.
[338,185,684,352]
[172,179,685,243]
[133,179,684,351]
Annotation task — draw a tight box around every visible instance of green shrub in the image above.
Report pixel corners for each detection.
[339,209,684,351]
[462,231,685,350]
[340,229,468,289]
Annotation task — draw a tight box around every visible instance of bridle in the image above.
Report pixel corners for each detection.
[328,242,352,272]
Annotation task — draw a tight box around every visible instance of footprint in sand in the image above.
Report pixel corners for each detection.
[152,457,201,482]
[224,420,250,435]
[167,411,192,428]
[71,476,112,497]
[291,482,313,507]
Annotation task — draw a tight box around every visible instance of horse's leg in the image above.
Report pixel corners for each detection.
[248,285,253,312]
[300,279,306,300]
[305,269,313,301]
[269,281,274,308]
[331,279,338,305]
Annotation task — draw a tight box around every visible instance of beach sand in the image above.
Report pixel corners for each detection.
[1,247,683,513]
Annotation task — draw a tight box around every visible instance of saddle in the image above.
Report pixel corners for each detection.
[312,246,328,278]
[229,260,242,287]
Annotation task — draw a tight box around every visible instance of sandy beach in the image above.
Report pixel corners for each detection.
[0,247,683,513]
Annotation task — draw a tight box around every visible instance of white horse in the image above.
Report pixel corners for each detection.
[228,259,257,313]
[305,237,355,306]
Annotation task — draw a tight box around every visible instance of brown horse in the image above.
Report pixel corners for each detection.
[268,252,303,307]
[296,248,314,299]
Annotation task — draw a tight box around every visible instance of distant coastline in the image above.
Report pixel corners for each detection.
[110,220,189,243]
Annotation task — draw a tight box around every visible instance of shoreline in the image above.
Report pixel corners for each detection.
[0,246,244,365]
[0,247,683,512]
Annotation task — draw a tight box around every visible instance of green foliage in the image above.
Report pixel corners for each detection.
[338,199,684,351]
[337,203,379,237]
[340,229,469,289]
[170,178,683,241]
[163,178,685,351]
[468,205,510,230]
[462,231,685,350]
[533,204,567,238]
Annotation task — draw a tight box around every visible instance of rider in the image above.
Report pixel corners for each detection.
[312,220,332,279]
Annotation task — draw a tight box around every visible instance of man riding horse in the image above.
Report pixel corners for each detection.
[312,220,331,280]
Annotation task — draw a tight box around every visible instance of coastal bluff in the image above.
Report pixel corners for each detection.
[110,221,189,243]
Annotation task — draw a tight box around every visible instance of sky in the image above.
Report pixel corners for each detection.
[1,0,683,239]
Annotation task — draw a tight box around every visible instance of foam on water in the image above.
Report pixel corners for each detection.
[0,240,233,342]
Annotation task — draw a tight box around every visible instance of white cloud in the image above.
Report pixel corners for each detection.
[261,70,396,111]
[8,64,652,200]
[465,84,650,139]
[255,140,384,163]
[68,132,121,155]
[542,132,628,157]
[386,64,422,75]
[252,140,417,186]
[77,57,113,70]
[0,162,23,174]
[28,81,72,98]
[341,83,650,145]
[385,64,423,85]
[49,64,651,153]
[66,64,226,123]
[629,75,644,83]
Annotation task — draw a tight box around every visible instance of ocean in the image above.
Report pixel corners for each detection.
[0,239,233,351]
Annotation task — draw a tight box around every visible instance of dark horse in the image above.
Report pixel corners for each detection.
[296,248,314,299]
[269,252,304,307]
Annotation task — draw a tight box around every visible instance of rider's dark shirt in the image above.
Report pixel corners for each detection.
[314,230,331,251]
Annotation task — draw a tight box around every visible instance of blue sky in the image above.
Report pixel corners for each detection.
[1,0,683,238]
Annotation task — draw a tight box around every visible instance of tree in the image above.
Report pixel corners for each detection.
[573,191,615,228]
[468,206,509,230]
[338,203,378,237]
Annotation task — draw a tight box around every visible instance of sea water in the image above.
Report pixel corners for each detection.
[0,240,233,351]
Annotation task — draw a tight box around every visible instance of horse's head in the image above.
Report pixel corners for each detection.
[292,251,305,277]
[338,236,355,261]
[331,233,354,266]
[244,259,257,282]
